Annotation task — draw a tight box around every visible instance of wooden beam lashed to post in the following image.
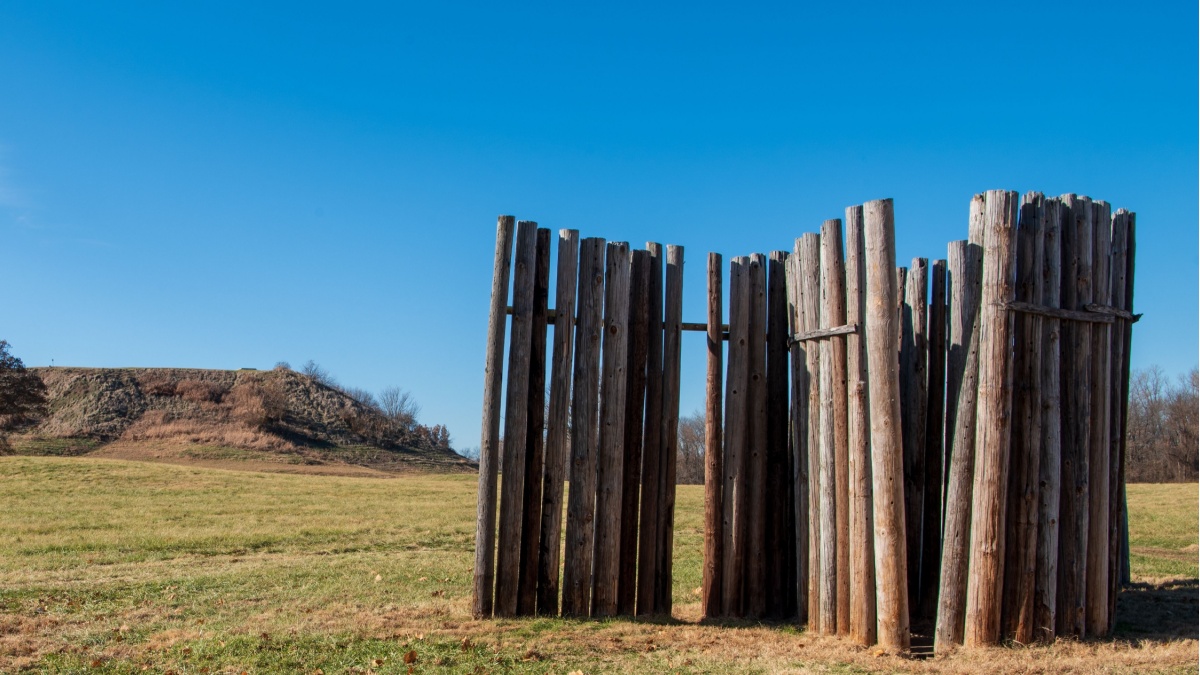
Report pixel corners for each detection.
[1058,194,1093,639]
[561,236,606,618]
[900,257,929,622]
[702,252,724,618]
[845,204,877,645]
[474,215,515,619]
[655,244,685,614]
[618,249,651,616]
[636,243,665,616]
[767,250,795,618]
[863,198,911,651]
[592,242,632,618]
[963,189,1019,647]
[537,229,579,616]
[495,220,540,617]
[517,228,551,616]
[798,233,824,631]
[721,256,750,617]
[1034,198,1064,642]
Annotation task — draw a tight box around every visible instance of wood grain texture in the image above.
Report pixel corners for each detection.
[845,205,877,645]
[786,250,811,626]
[767,250,794,618]
[820,220,850,634]
[1105,209,1131,634]
[561,237,606,617]
[798,233,824,631]
[863,199,910,651]
[721,256,750,617]
[537,229,579,616]
[618,249,651,616]
[1034,198,1064,642]
[592,242,632,618]
[636,243,665,616]
[963,190,1018,647]
[703,252,724,618]
[517,228,551,615]
[1109,211,1135,630]
[900,258,929,622]
[474,215,515,618]
[1057,194,1092,639]
[920,258,947,620]
[495,220,540,617]
[655,244,685,614]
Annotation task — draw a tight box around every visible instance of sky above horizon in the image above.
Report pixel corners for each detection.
[2,1,1196,451]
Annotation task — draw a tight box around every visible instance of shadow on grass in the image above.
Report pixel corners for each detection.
[1113,577,1198,641]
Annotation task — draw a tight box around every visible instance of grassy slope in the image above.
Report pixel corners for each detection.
[0,457,1194,674]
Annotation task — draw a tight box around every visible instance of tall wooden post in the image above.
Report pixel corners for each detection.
[863,198,910,651]
[767,250,794,618]
[1108,210,1136,631]
[592,242,632,617]
[537,229,580,615]
[518,228,551,615]
[963,190,1019,647]
[495,220,540,617]
[1057,194,1092,638]
[703,252,724,617]
[1106,209,1132,633]
[1033,198,1064,642]
[474,215,515,618]
[562,237,607,617]
[920,258,947,618]
[1085,201,1113,636]
[846,205,877,645]
[656,244,685,614]
[821,220,851,634]
[721,256,750,617]
[900,258,929,619]
[786,251,811,625]
[636,243,665,615]
[746,254,769,618]
[798,233,824,630]
[618,249,651,615]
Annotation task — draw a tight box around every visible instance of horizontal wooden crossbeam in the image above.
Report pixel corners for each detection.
[1003,301,1142,324]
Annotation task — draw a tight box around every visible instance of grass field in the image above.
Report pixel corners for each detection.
[0,457,1195,673]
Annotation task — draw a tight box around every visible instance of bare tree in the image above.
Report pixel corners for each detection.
[301,360,338,388]
[676,410,706,485]
[1126,366,1199,482]
[379,386,421,431]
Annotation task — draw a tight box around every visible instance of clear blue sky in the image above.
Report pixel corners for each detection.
[2,1,1196,451]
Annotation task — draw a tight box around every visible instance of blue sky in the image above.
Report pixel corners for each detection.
[2,1,1196,451]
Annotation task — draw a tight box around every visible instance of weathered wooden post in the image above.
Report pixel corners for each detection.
[703,252,724,617]
[900,258,929,618]
[495,220,540,617]
[822,220,851,634]
[537,229,580,615]
[517,228,551,615]
[1086,201,1113,636]
[562,237,606,617]
[863,198,910,651]
[474,215,515,618]
[846,204,877,646]
[1106,209,1133,633]
[636,243,665,616]
[655,244,684,613]
[963,190,1018,647]
[746,253,769,618]
[798,233,823,630]
[786,250,811,625]
[921,258,947,618]
[618,249,651,615]
[1034,198,1064,642]
[722,256,750,617]
[767,250,794,618]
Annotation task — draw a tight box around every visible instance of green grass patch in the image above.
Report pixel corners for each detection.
[1126,483,1198,578]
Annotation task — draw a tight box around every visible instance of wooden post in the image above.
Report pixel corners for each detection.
[845,205,877,645]
[495,220,540,617]
[798,233,823,631]
[1057,194,1092,639]
[592,242,632,618]
[636,243,665,616]
[721,256,750,617]
[900,258,929,620]
[518,228,552,615]
[1034,198,1064,642]
[1110,211,1136,630]
[618,249,651,615]
[1085,201,1112,636]
[561,236,607,617]
[767,251,794,619]
[921,258,947,619]
[1106,209,1132,633]
[863,198,910,651]
[1001,194,1044,642]
[537,229,580,616]
[703,252,724,617]
[474,215,515,618]
[746,254,769,618]
[786,251,811,625]
[825,221,851,634]
[656,244,685,614]
[963,190,1019,647]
